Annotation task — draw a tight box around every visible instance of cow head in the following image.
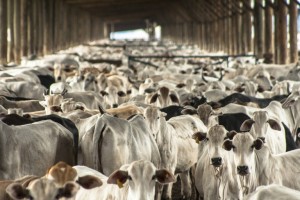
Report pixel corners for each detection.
[197,104,221,126]
[240,111,281,147]
[143,106,166,140]
[107,160,175,200]
[282,91,300,108]
[6,162,102,200]
[193,125,233,168]
[223,132,263,176]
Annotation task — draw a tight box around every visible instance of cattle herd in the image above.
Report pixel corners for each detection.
[0,39,300,199]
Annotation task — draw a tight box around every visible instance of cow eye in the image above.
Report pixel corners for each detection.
[127,176,132,180]
[152,175,156,180]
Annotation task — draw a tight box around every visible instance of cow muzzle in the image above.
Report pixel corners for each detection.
[211,157,222,167]
[237,165,249,176]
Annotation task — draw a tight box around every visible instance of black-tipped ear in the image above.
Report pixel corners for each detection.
[117,91,126,97]
[6,183,31,199]
[226,131,238,140]
[251,139,263,150]
[169,94,179,104]
[192,132,207,143]
[176,83,186,88]
[144,88,156,94]
[181,108,197,115]
[100,91,108,96]
[150,93,160,104]
[223,140,235,151]
[267,119,281,131]
[240,119,255,132]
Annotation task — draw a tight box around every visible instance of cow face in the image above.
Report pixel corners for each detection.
[282,91,300,108]
[144,106,166,140]
[197,104,220,126]
[223,133,263,176]
[82,72,98,92]
[107,160,175,200]
[103,86,120,108]
[6,178,79,200]
[40,94,65,115]
[193,125,230,167]
[240,111,281,146]
[53,63,65,82]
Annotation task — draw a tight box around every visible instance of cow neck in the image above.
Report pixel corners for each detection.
[0,121,12,178]
[238,160,259,197]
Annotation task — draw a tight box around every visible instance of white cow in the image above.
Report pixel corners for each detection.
[223,132,300,196]
[193,125,241,200]
[143,106,207,199]
[240,110,286,154]
[5,162,103,200]
[0,120,75,180]
[74,160,175,200]
[80,113,161,176]
[244,184,300,200]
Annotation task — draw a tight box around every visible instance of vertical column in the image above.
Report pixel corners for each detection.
[289,0,298,63]
[264,0,273,63]
[242,0,252,54]
[20,0,28,57]
[7,0,14,62]
[0,0,8,63]
[28,0,34,56]
[277,0,287,64]
[254,0,264,58]
[13,0,20,62]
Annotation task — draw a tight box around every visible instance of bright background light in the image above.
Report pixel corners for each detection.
[110,29,149,40]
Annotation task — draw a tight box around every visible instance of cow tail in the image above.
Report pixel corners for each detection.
[92,117,107,173]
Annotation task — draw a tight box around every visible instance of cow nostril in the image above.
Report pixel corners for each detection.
[211,157,222,166]
[112,104,118,108]
[258,137,266,143]
[57,76,61,81]
[237,165,249,176]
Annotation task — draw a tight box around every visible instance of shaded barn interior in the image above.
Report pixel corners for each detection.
[0,0,299,64]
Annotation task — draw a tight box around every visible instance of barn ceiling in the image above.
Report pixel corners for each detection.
[63,0,254,31]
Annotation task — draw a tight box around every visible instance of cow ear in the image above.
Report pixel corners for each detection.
[144,88,156,94]
[192,132,207,143]
[100,90,108,96]
[267,119,281,131]
[117,91,126,97]
[181,108,197,115]
[77,175,103,189]
[107,170,129,188]
[251,139,264,150]
[160,112,167,117]
[57,182,79,199]
[39,101,48,108]
[226,131,238,140]
[240,119,255,131]
[154,169,175,184]
[223,140,235,151]
[6,183,30,199]
[169,94,179,104]
[176,83,186,88]
[150,93,160,104]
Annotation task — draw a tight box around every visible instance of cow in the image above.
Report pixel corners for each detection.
[193,125,241,200]
[183,104,251,132]
[240,110,296,154]
[0,96,44,112]
[244,184,300,200]
[4,162,102,200]
[282,90,300,140]
[80,113,161,176]
[0,120,75,179]
[148,86,180,108]
[143,106,207,199]
[223,132,300,196]
[208,92,288,109]
[74,160,175,200]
